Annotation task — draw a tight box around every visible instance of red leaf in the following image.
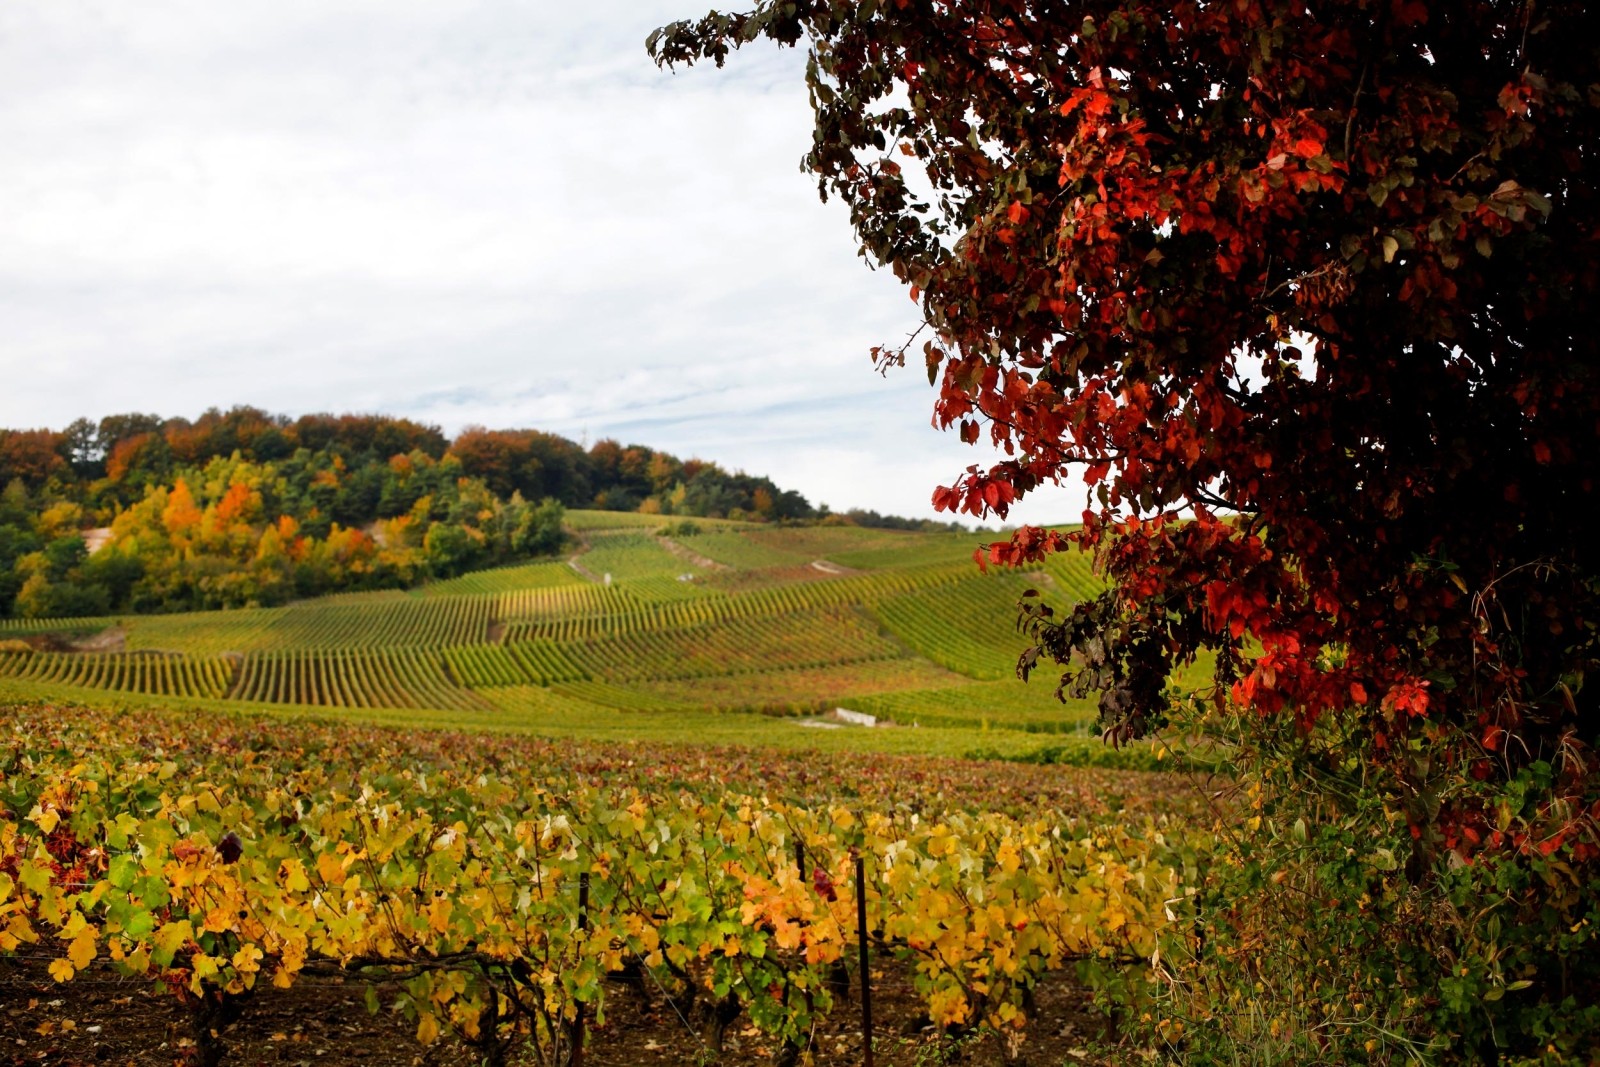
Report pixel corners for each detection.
[1291,137,1323,159]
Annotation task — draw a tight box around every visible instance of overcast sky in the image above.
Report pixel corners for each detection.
[0,0,1083,524]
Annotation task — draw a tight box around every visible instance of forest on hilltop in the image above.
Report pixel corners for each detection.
[0,406,952,619]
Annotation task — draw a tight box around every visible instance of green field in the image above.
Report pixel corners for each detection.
[0,512,1170,760]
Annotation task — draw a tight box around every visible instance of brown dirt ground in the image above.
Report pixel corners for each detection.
[1,949,1129,1067]
[2,629,126,655]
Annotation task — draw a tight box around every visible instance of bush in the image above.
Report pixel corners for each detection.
[1148,707,1600,1065]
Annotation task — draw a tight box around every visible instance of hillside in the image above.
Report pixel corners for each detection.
[0,512,1158,762]
[0,407,975,618]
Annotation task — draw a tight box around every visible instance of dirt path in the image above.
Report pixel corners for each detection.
[567,540,604,584]
[655,535,731,571]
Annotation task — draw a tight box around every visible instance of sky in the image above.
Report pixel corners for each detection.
[0,0,1085,524]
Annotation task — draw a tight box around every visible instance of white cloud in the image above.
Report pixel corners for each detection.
[0,0,1079,525]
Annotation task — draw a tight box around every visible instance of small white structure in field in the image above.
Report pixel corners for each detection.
[603,572,612,586]
[834,708,877,728]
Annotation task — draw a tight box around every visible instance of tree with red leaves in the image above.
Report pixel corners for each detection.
[653,0,1596,844]
[656,6,1600,1050]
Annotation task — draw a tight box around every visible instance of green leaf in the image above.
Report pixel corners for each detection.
[108,854,138,891]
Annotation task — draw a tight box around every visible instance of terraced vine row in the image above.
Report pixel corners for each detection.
[1041,546,1104,602]
[0,650,234,699]
[870,574,1043,681]
[494,583,642,623]
[259,596,495,651]
[442,640,589,688]
[507,562,977,643]
[227,649,491,711]
[0,615,118,634]
[124,595,503,656]
[419,560,584,597]
[577,532,699,582]
[566,607,906,684]
[124,608,288,656]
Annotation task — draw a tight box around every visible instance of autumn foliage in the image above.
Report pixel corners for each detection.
[654,0,1596,834]
[656,1,1598,1054]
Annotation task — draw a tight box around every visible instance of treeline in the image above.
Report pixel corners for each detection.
[0,408,817,522]
[0,406,933,619]
[0,448,564,618]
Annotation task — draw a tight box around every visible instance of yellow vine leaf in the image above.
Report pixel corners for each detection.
[67,929,96,970]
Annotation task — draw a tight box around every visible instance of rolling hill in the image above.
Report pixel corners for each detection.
[0,512,1178,761]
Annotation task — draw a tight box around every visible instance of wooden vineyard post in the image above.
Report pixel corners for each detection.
[572,871,590,1067]
[856,850,874,1067]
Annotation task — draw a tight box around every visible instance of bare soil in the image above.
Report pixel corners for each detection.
[1,950,1124,1066]
[655,537,732,572]
[1,628,126,655]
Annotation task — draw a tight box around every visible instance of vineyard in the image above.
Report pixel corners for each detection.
[0,513,1124,754]
[0,649,234,700]
[0,703,1206,1066]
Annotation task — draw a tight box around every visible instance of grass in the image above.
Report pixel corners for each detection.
[418,559,584,597]
[0,673,1136,761]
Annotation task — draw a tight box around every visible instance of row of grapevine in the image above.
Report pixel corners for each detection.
[2,703,1194,1066]
[441,643,529,687]
[567,606,907,684]
[227,649,491,711]
[665,529,818,569]
[824,531,987,570]
[125,607,288,656]
[303,588,414,604]
[493,582,643,623]
[0,614,118,634]
[685,523,932,567]
[508,561,979,644]
[0,650,234,698]
[725,560,975,616]
[260,596,495,651]
[577,531,698,582]
[869,573,1042,680]
[501,596,729,643]
[1041,546,1104,602]
[420,559,584,597]
[621,574,718,602]
[442,640,589,688]
[505,640,589,685]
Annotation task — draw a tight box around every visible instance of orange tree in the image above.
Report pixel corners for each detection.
[653,1,1598,1058]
